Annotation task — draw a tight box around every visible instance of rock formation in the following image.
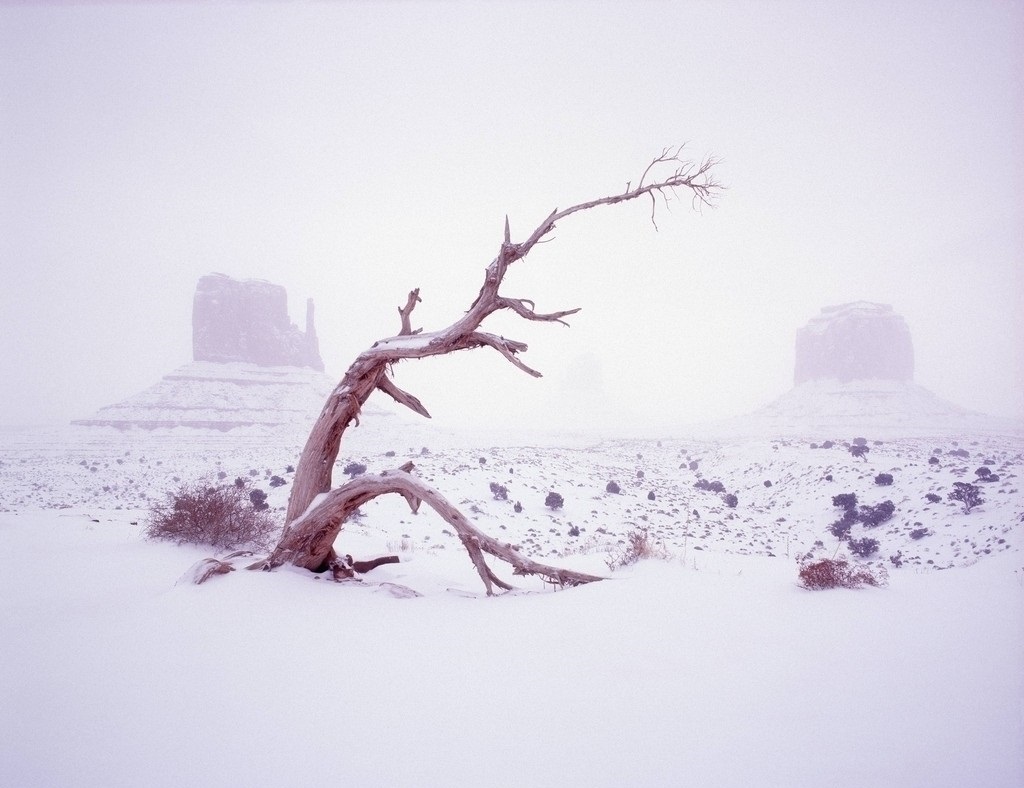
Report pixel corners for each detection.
[192,274,324,371]
[73,274,341,430]
[732,301,996,436]
[794,302,913,384]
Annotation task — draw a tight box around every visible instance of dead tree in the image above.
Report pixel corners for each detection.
[247,148,721,593]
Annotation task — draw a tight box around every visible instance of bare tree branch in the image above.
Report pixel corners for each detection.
[397,288,423,335]
[376,375,431,418]
[253,148,725,592]
[265,466,604,592]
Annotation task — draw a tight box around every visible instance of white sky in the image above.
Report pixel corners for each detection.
[1,0,1022,431]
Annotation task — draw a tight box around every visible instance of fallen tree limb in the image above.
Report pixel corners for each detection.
[264,464,604,593]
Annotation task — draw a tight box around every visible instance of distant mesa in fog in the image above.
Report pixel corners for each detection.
[193,273,324,371]
[74,274,345,431]
[737,301,1010,436]
[794,301,913,385]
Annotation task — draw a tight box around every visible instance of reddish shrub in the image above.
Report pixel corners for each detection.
[146,482,277,549]
[798,558,887,590]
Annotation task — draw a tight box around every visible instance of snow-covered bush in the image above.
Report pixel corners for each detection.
[695,478,725,493]
[489,482,508,500]
[850,444,870,460]
[829,512,856,540]
[832,493,857,511]
[146,482,277,550]
[848,536,879,558]
[859,500,895,527]
[874,473,894,486]
[249,489,269,511]
[342,462,367,479]
[723,493,738,508]
[545,491,564,510]
[948,482,984,513]
[606,481,621,494]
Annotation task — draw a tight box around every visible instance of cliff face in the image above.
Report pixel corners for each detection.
[794,301,913,385]
[192,274,324,371]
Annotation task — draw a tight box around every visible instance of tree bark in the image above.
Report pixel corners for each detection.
[260,148,721,593]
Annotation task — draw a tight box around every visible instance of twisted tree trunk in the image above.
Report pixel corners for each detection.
[254,148,721,593]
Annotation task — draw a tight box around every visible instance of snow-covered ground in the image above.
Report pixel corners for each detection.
[1,420,1022,787]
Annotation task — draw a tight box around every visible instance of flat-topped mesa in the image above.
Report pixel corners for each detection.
[794,301,913,385]
[192,273,324,371]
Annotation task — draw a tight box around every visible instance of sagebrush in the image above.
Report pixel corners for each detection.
[606,526,671,570]
[146,482,277,549]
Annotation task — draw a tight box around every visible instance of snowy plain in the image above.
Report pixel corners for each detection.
[1,417,1022,787]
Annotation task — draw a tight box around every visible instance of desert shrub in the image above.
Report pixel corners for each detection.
[545,491,564,510]
[848,536,880,558]
[852,437,868,446]
[568,525,580,537]
[949,448,969,458]
[269,475,287,488]
[146,482,276,549]
[859,500,895,527]
[647,490,656,501]
[925,493,941,503]
[234,477,246,489]
[889,551,904,568]
[636,469,645,479]
[489,482,509,500]
[723,493,738,508]
[849,444,870,460]
[874,473,894,486]
[832,492,858,511]
[688,460,699,471]
[798,558,887,590]
[605,526,670,570]
[821,440,835,449]
[695,478,725,493]
[763,480,772,487]
[975,466,992,479]
[513,501,523,513]
[249,489,269,511]
[606,481,621,494]
[948,482,983,513]
[928,456,939,466]
[342,462,367,479]
[286,464,295,473]
[910,527,930,540]
[216,470,227,480]
[829,511,856,540]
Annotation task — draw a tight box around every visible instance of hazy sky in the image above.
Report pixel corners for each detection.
[1,0,1022,431]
